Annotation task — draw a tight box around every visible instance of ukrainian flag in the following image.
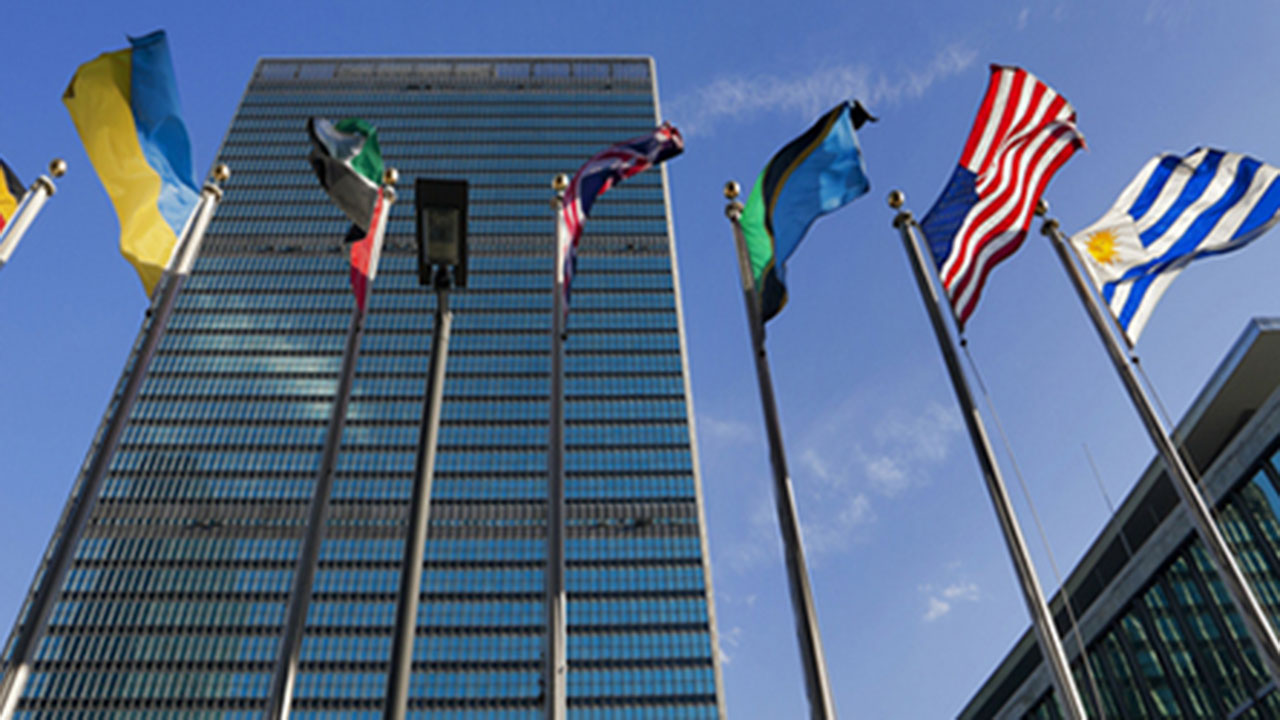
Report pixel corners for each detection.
[64,30,199,294]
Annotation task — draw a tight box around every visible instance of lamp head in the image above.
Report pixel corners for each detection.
[414,178,469,289]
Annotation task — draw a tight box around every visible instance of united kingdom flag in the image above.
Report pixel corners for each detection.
[559,122,684,305]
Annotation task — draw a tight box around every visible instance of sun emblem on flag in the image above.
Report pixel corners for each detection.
[1086,229,1119,265]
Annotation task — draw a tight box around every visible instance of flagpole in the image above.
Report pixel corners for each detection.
[384,285,452,720]
[888,190,1088,720]
[0,159,66,270]
[266,179,397,720]
[1040,203,1280,683]
[544,174,569,720]
[0,164,229,720]
[723,182,837,720]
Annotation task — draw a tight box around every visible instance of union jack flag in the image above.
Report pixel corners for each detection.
[559,123,684,305]
[921,65,1085,327]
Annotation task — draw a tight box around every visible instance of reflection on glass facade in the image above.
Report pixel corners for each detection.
[962,320,1280,719]
[4,58,724,718]
[1020,453,1280,719]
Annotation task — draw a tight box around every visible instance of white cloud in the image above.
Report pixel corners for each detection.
[718,625,744,665]
[800,400,963,500]
[667,44,978,136]
[921,580,981,622]
[715,393,961,572]
[697,413,754,445]
[1016,7,1031,31]
[923,596,952,622]
[799,492,874,557]
[943,581,980,602]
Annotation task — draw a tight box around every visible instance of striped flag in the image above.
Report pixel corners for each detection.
[921,65,1085,327]
[559,123,683,305]
[1069,148,1280,343]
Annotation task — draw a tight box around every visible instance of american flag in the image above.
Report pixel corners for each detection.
[559,123,684,304]
[921,65,1085,327]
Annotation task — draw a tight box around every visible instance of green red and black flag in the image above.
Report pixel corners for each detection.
[307,117,388,312]
[307,117,384,231]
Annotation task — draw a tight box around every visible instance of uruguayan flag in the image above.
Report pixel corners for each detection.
[1069,148,1280,343]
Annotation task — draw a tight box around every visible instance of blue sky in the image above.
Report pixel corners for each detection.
[2,2,1280,717]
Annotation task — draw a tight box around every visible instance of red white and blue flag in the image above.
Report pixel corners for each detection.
[558,122,684,304]
[920,65,1085,327]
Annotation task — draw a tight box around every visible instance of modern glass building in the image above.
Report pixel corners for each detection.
[3,57,725,718]
[961,318,1280,719]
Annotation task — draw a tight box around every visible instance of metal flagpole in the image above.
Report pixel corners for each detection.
[1040,203,1280,683]
[544,174,569,720]
[384,286,453,720]
[723,182,837,720]
[888,190,1088,720]
[0,164,230,720]
[0,159,66,270]
[266,180,396,720]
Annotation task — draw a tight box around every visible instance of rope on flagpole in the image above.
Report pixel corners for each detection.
[959,342,1108,720]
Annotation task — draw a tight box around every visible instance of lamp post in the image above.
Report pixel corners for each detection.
[384,179,469,720]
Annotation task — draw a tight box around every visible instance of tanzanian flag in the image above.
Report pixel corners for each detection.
[64,30,201,295]
[740,100,874,321]
[0,160,24,231]
[307,117,384,231]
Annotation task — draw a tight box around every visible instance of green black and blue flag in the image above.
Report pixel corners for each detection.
[740,100,874,321]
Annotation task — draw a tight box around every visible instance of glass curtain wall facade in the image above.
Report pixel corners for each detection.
[961,319,1280,720]
[1018,447,1280,720]
[4,57,724,719]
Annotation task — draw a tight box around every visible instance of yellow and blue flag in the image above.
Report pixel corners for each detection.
[64,30,200,294]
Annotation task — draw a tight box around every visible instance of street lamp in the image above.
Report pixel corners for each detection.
[385,178,469,720]
[414,178,468,289]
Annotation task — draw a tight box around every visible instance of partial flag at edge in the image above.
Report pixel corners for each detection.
[0,159,24,230]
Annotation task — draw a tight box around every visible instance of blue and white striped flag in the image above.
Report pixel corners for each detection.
[1069,148,1280,343]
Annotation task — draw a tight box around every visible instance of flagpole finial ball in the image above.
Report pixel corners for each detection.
[887,190,904,209]
[552,174,569,192]
[213,164,231,183]
[1036,199,1049,216]
[48,159,67,178]
[383,168,399,186]
[724,181,741,200]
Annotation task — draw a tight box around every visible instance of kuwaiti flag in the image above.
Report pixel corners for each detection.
[307,117,384,231]
[1069,148,1280,343]
[560,123,683,306]
[921,65,1085,328]
[740,100,873,322]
